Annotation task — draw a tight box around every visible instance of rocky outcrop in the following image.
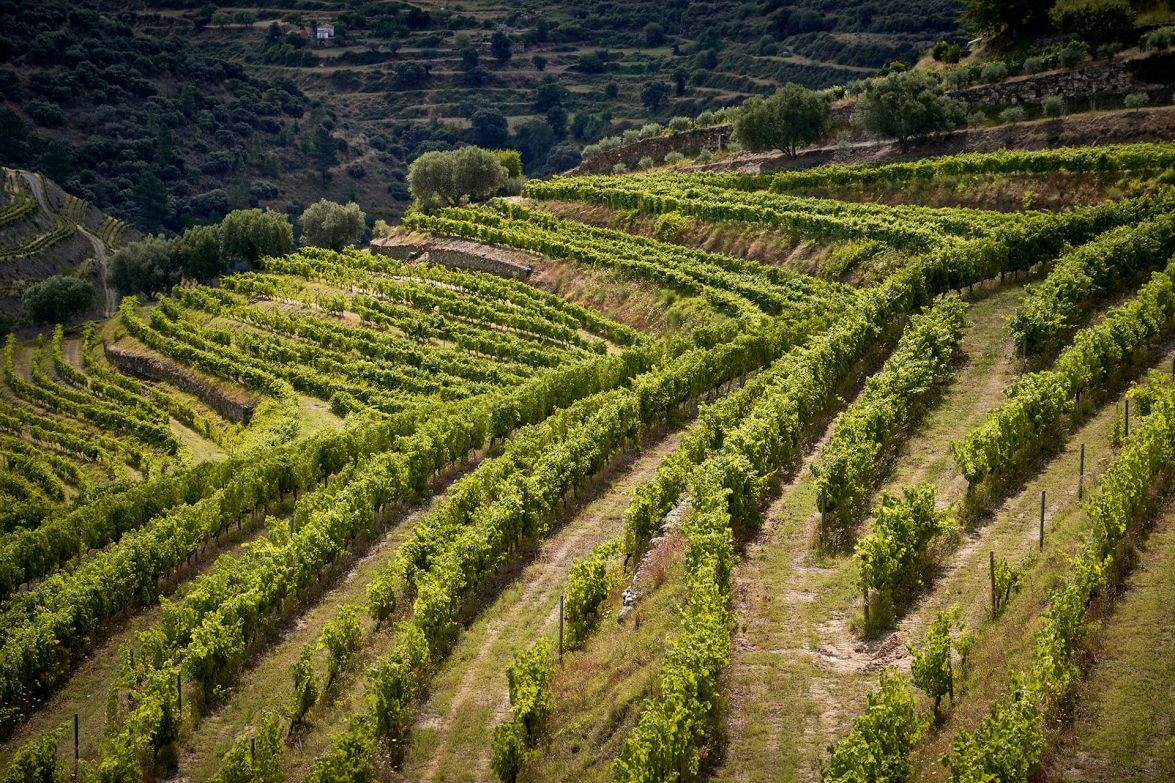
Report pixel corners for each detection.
[370,233,427,261]
[567,124,734,176]
[105,344,256,422]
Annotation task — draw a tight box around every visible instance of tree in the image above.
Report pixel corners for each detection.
[40,141,73,184]
[471,108,509,148]
[300,200,366,250]
[673,68,688,96]
[109,236,180,296]
[962,0,1052,38]
[0,108,30,163]
[176,224,225,280]
[1049,0,1135,45]
[932,40,962,63]
[132,171,172,234]
[511,120,555,167]
[312,125,338,184]
[532,54,547,71]
[545,143,581,172]
[534,77,567,112]
[193,3,216,32]
[221,208,294,263]
[640,81,672,114]
[644,23,666,47]
[408,146,508,209]
[22,276,93,323]
[546,105,568,138]
[490,31,512,63]
[852,71,965,150]
[392,61,428,89]
[733,83,831,158]
[459,46,479,70]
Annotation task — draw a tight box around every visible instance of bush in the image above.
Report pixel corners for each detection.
[663,151,684,165]
[22,276,94,324]
[1124,92,1150,109]
[1141,27,1173,50]
[491,722,526,783]
[979,61,1008,82]
[612,163,628,174]
[300,200,367,250]
[696,110,716,126]
[1042,95,1066,118]
[1,723,67,783]
[932,40,962,63]
[698,148,713,162]
[946,69,972,88]
[998,106,1026,123]
[1096,42,1123,59]
[1059,43,1087,67]
[1023,55,1048,73]
[654,211,691,242]
[637,155,654,170]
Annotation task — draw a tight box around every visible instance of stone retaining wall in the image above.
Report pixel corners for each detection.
[106,344,256,422]
[428,237,534,281]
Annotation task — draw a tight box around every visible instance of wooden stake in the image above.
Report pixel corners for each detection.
[250,737,255,765]
[1125,398,1130,437]
[558,594,564,661]
[1078,443,1085,501]
[1039,490,1046,549]
[990,551,997,617]
[177,672,182,713]
[73,713,79,763]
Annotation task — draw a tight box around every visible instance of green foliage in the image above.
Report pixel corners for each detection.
[857,483,948,597]
[506,640,554,738]
[1,722,67,783]
[963,0,1053,37]
[494,149,525,179]
[908,610,966,719]
[408,147,508,209]
[1049,0,1135,45]
[565,540,618,648]
[22,275,93,323]
[221,208,294,263]
[109,236,181,296]
[1042,95,1066,117]
[733,83,831,158]
[852,70,965,149]
[932,40,962,63]
[491,721,527,783]
[176,224,226,280]
[320,606,364,686]
[209,711,284,783]
[992,555,1024,615]
[300,200,367,250]
[1124,91,1150,109]
[821,671,923,783]
[291,645,319,723]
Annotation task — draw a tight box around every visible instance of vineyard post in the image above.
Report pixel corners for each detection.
[73,712,79,764]
[862,586,869,626]
[558,594,564,662]
[990,551,996,617]
[177,671,182,713]
[1078,443,1085,500]
[250,737,255,765]
[1125,399,1130,437]
[1039,490,1045,549]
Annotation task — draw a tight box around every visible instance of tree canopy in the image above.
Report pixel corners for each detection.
[22,276,94,323]
[300,200,367,250]
[732,83,831,158]
[408,146,508,209]
[851,71,965,150]
[221,208,295,263]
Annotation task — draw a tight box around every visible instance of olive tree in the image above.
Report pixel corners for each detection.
[220,208,294,263]
[408,146,508,210]
[300,199,367,250]
[22,275,93,323]
[733,83,831,158]
[852,71,965,150]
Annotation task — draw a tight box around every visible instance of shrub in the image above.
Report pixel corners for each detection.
[300,200,367,250]
[999,106,1026,124]
[979,61,1008,82]
[698,148,713,162]
[1124,92,1150,109]
[1059,43,1087,67]
[932,40,962,63]
[612,163,628,174]
[667,116,691,132]
[1096,42,1122,59]
[1141,27,1173,50]
[663,151,684,165]
[22,276,93,324]
[696,110,716,126]
[1042,95,1066,118]
[946,69,972,88]
[637,155,654,170]
[491,722,526,783]
[1023,55,1048,73]
[654,211,691,242]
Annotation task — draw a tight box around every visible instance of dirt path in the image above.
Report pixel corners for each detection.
[1043,495,1175,783]
[713,284,1025,782]
[77,225,116,317]
[397,425,686,783]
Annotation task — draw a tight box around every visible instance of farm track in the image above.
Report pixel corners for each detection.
[172,455,491,783]
[1042,495,1175,783]
[0,520,271,772]
[396,425,687,783]
[712,285,1023,780]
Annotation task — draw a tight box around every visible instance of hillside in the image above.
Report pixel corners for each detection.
[0,168,140,328]
[0,141,1173,783]
[0,0,965,238]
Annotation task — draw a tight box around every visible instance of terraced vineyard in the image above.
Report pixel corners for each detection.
[1,142,1174,783]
